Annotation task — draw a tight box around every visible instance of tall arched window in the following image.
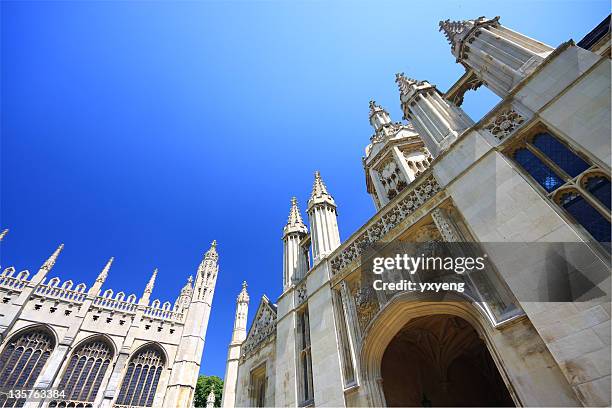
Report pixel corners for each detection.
[50,339,114,407]
[114,347,164,407]
[509,129,611,245]
[0,328,55,408]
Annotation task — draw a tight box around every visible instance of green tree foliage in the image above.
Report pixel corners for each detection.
[194,375,223,407]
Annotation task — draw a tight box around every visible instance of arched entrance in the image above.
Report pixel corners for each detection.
[381,314,514,407]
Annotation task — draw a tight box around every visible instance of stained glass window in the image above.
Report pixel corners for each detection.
[513,148,564,192]
[114,347,164,407]
[0,329,55,408]
[50,340,113,408]
[558,191,611,243]
[532,133,589,177]
[585,176,611,210]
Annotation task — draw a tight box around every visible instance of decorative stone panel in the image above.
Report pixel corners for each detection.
[484,108,525,141]
[330,174,442,275]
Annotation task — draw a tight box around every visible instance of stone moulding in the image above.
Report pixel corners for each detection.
[329,173,442,276]
[241,298,277,360]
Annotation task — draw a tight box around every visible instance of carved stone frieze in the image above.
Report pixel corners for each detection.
[330,174,442,275]
[241,299,277,358]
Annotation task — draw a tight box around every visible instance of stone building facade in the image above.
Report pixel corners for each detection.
[222,15,612,407]
[0,233,219,408]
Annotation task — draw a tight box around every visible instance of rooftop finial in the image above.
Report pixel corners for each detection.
[395,73,418,98]
[308,171,336,210]
[96,257,114,284]
[144,268,158,294]
[284,197,308,236]
[438,19,471,45]
[0,229,8,242]
[238,280,249,303]
[204,240,219,262]
[287,197,305,226]
[368,100,386,118]
[41,243,64,273]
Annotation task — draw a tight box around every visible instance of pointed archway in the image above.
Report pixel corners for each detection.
[380,314,514,407]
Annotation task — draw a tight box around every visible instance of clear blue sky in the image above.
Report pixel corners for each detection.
[1,0,609,378]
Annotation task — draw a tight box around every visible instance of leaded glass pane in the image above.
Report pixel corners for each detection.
[115,348,164,407]
[560,191,611,242]
[586,176,611,209]
[53,340,113,406]
[514,148,564,192]
[0,330,54,408]
[533,133,589,177]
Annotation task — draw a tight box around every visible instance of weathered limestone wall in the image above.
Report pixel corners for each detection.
[306,262,346,407]
[235,340,276,407]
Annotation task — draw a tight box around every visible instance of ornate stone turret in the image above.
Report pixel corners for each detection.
[283,197,308,289]
[175,275,193,312]
[195,240,220,304]
[439,16,553,97]
[88,257,114,296]
[139,268,157,306]
[369,100,392,131]
[222,282,250,408]
[396,73,473,157]
[164,240,220,408]
[307,171,340,263]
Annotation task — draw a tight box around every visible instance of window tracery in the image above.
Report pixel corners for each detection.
[0,329,55,408]
[377,157,408,200]
[508,130,610,244]
[51,340,114,408]
[114,347,164,408]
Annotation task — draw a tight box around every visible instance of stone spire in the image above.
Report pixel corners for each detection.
[438,18,476,50]
[205,240,219,262]
[139,268,157,306]
[283,197,308,236]
[40,244,64,273]
[96,257,114,284]
[144,268,157,294]
[0,229,8,242]
[438,16,552,97]
[206,387,216,408]
[88,257,114,296]
[395,73,473,157]
[395,73,419,101]
[308,171,336,209]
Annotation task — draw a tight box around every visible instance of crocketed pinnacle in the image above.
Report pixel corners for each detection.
[204,240,218,262]
[181,275,193,293]
[308,171,336,209]
[96,257,114,284]
[144,268,157,294]
[368,100,386,118]
[284,197,307,236]
[41,243,64,272]
[395,73,418,99]
[237,280,249,303]
[0,229,8,242]
[438,19,471,45]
